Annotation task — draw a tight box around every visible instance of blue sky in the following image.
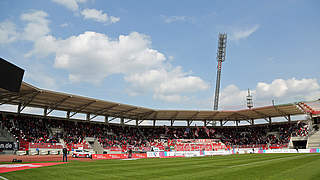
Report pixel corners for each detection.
[1,0,320,111]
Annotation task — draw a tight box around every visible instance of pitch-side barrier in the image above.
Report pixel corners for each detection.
[92,148,320,160]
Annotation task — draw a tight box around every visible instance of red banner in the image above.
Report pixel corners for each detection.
[92,153,147,160]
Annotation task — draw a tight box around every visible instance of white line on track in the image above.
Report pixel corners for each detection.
[228,154,317,168]
[0,175,9,180]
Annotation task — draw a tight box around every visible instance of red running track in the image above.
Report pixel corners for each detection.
[0,162,68,173]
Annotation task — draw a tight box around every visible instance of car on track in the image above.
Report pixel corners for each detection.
[72,149,92,158]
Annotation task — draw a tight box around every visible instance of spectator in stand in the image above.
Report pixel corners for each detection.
[1,114,310,152]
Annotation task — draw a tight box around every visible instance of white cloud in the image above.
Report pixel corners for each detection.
[163,16,187,23]
[20,10,50,41]
[0,20,19,44]
[219,78,320,110]
[52,32,166,83]
[25,35,57,57]
[52,0,87,11]
[81,8,120,24]
[110,16,120,23]
[125,67,209,102]
[60,23,69,27]
[230,24,259,41]
[25,30,208,103]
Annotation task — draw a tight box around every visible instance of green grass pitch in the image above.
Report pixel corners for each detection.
[1,153,320,180]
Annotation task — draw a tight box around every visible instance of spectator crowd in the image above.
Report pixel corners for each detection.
[0,114,311,151]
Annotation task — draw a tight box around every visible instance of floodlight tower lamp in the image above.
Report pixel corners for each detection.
[247,89,253,109]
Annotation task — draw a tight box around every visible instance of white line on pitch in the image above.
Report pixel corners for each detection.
[0,176,9,180]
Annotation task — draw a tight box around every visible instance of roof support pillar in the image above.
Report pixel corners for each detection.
[104,116,109,124]
[251,119,255,125]
[269,117,272,125]
[153,120,156,127]
[86,113,90,121]
[220,120,223,127]
[288,115,291,123]
[67,111,70,119]
[120,117,124,125]
[171,120,174,126]
[236,121,239,126]
[44,107,48,117]
[17,103,22,114]
[187,120,190,127]
[204,120,207,127]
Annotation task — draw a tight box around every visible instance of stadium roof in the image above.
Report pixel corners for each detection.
[0,82,307,124]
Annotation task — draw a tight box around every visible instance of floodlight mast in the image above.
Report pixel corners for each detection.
[213,33,227,110]
[247,89,253,109]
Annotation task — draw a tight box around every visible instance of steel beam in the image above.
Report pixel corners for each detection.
[18,92,41,113]
[273,105,289,120]
[125,119,133,123]
[207,112,219,120]
[207,120,214,126]
[106,107,138,119]
[0,93,19,100]
[135,110,155,120]
[190,111,200,120]
[152,112,158,120]
[222,120,228,126]
[251,109,269,122]
[0,91,35,105]
[225,112,251,120]
[89,104,120,120]
[69,101,96,118]
[171,111,179,120]
[109,117,118,122]
[46,96,71,116]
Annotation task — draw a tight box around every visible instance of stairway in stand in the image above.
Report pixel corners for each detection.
[307,126,320,148]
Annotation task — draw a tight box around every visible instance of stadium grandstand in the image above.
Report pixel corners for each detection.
[1,81,320,159]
